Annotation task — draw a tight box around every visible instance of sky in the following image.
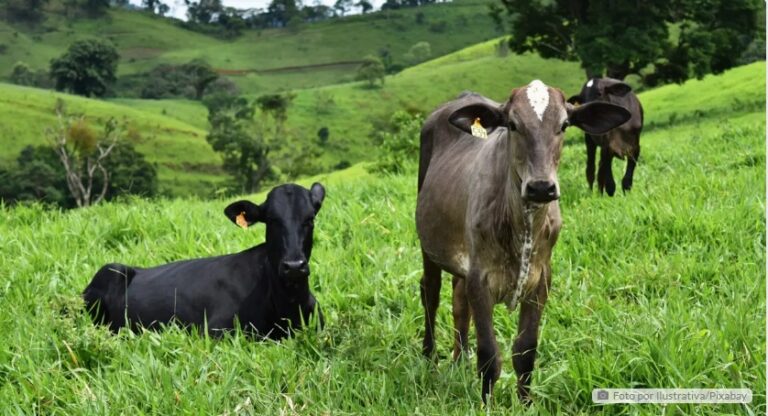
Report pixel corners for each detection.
[128,0,385,20]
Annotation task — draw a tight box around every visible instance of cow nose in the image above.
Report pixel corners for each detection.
[524,180,558,203]
[282,259,307,272]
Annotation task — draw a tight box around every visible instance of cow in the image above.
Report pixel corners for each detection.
[416,81,630,403]
[567,78,644,196]
[83,183,326,340]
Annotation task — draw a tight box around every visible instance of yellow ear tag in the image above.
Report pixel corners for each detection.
[235,212,248,229]
[470,118,488,139]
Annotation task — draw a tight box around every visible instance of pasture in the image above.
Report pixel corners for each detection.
[0,39,584,196]
[0,0,498,93]
[0,63,764,414]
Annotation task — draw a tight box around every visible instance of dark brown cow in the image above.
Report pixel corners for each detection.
[416,82,630,403]
[568,78,644,195]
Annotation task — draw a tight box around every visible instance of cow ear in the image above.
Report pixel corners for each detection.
[568,102,631,135]
[603,80,632,97]
[448,103,506,135]
[309,182,325,212]
[224,200,262,228]
[566,95,582,105]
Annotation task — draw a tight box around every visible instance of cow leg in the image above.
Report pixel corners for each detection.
[466,268,500,403]
[420,252,442,358]
[584,134,597,190]
[597,147,616,196]
[451,275,471,361]
[622,145,640,193]
[512,266,551,405]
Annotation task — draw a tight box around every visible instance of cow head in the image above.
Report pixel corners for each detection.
[224,183,325,282]
[567,77,632,105]
[449,80,630,204]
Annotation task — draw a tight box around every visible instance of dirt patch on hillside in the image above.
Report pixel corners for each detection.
[215,60,364,76]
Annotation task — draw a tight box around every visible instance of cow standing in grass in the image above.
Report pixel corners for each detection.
[83,183,326,339]
[568,78,644,195]
[416,82,630,403]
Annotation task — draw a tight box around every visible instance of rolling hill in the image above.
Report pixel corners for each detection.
[0,38,588,196]
[0,83,223,196]
[0,0,500,94]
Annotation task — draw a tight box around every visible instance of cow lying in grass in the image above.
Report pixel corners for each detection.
[416,82,630,403]
[83,183,326,340]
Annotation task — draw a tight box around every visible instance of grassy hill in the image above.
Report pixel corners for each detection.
[0,84,223,196]
[122,39,586,169]
[0,39,586,197]
[0,0,500,94]
[0,61,764,414]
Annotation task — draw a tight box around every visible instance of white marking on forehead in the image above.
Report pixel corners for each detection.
[526,80,549,121]
[586,79,594,87]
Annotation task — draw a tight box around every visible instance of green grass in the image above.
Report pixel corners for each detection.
[0,0,500,94]
[0,62,764,414]
[125,41,585,169]
[0,83,224,196]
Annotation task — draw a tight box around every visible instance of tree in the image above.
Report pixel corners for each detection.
[317,127,329,146]
[0,145,69,207]
[82,0,110,16]
[142,0,169,15]
[5,0,49,24]
[371,111,423,174]
[356,55,386,88]
[10,62,34,86]
[46,100,121,207]
[356,0,372,14]
[380,0,400,10]
[101,141,158,199]
[492,0,764,82]
[267,0,301,26]
[205,95,278,193]
[185,0,223,24]
[256,93,294,126]
[50,39,119,97]
[403,41,431,65]
[183,59,219,100]
[334,0,353,16]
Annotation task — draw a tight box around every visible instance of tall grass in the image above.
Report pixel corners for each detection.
[0,85,763,413]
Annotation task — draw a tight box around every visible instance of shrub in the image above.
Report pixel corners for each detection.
[371,110,423,174]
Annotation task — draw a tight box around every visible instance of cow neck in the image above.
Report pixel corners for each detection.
[497,132,549,309]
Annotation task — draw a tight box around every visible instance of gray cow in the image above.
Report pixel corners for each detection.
[568,78,644,195]
[416,81,630,403]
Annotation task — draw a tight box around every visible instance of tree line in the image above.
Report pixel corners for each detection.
[490,0,765,85]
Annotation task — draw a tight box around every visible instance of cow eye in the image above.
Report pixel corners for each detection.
[304,218,314,227]
[508,121,517,131]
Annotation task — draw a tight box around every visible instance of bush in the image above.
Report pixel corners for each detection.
[135,60,224,100]
[356,55,386,88]
[10,62,34,86]
[0,141,158,209]
[10,61,53,88]
[370,111,423,174]
[429,20,448,33]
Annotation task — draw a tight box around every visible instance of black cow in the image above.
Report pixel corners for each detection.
[568,78,644,195]
[83,183,326,340]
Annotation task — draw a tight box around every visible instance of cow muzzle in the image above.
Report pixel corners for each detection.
[279,259,310,279]
[523,180,559,203]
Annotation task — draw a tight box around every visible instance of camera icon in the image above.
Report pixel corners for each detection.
[596,390,609,401]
